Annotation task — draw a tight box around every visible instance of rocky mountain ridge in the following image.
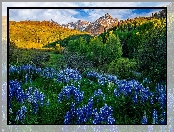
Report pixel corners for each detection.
[61,13,119,36]
[59,9,166,36]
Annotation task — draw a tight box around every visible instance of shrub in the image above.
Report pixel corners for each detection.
[9,45,50,68]
[63,52,93,74]
[54,44,64,54]
[108,58,137,80]
[135,27,166,83]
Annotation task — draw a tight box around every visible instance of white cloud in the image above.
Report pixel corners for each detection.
[9,8,80,24]
[3,2,170,24]
[2,2,80,16]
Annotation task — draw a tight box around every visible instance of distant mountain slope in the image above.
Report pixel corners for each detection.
[9,20,89,49]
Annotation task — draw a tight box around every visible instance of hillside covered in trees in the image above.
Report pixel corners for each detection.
[9,20,89,49]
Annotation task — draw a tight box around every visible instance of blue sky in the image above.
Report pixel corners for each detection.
[2,2,170,24]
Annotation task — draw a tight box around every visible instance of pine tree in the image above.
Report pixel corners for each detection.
[105,31,123,63]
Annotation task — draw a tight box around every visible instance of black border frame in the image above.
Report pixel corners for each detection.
[7,6,167,125]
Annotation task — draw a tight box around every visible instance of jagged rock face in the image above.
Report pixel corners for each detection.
[61,13,119,36]
[84,13,119,36]
[62,20,91,31]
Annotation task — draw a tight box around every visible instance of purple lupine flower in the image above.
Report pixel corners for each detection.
[133,94,138,105]
[33,89,40,101]
[9,80,25,106]
[58,93,63,103]
[142,115,148,124]
[114,89,120,97]
[158,92,167,110]
[93,112,102,124]
[160,111,166,124]
[64,111,72,124]
[150,97,154,105]
[15,105,27,124]
[40,92,45,106]
[107,116,116,124]
[92,104,115,124]
[126,85,132,95]
[23,87,46,114]
[32,101,39,114]
[140,88,150,103]
[94,89,106,101]
[160,118,166,125]
[58,85,84,104]
[152,109,158,124]
[56,68,82,83]
[25,73,28,83]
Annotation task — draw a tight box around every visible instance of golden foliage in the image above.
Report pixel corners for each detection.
[9,20,89,49]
